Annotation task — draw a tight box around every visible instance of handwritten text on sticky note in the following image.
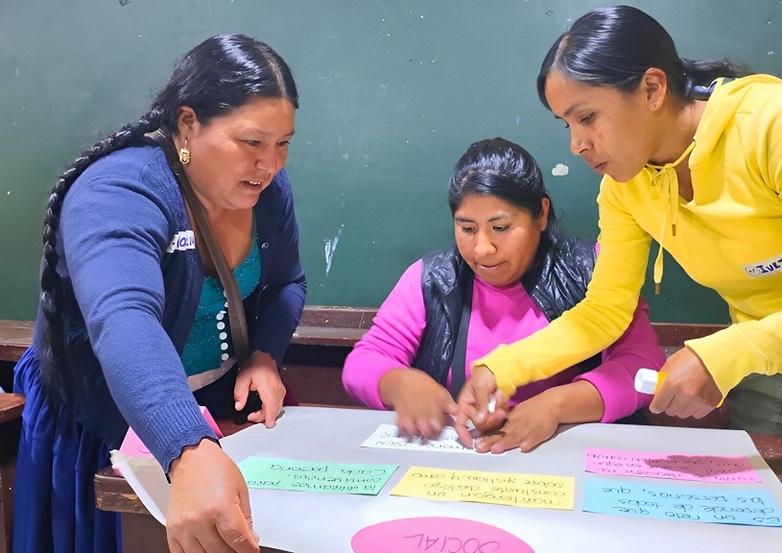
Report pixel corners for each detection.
[361,424,487,454]
[239,457,397,496]
[390,466,574,510]
[583,478,782,526]
[585,448,761,483]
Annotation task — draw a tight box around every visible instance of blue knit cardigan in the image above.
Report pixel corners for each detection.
[32,143,306,470]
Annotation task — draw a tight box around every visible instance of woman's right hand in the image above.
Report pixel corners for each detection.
[649,346,723,419]
[166,438,260,553]
[454,364,505,447]
[379,368,458,440]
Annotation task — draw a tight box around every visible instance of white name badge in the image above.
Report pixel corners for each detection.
[166,230,196,253]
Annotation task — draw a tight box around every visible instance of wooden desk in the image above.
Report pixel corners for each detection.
[98,408,782,553]
[95,418,253,552]
[0,393,24,553]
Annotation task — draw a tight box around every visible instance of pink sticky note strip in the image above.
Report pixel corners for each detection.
[351,517,534,552]
[119,405,223,458]
[584,447,761,483]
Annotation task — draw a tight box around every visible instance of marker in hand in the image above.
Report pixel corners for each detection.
[634,368,665,395]
[468,394,498,448]
[472,394,496,427]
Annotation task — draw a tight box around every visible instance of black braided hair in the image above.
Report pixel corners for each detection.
[39,33,298,398]
[39,111,162,396]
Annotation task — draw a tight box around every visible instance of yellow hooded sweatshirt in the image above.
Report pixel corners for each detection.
[476,74,782,399]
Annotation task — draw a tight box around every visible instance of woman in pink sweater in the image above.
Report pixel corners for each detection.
[342,138,664,453]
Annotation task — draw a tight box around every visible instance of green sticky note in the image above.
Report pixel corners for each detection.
[239,456,398,496]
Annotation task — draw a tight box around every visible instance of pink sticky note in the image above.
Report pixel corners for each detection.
[351,517,534,552]
[119,405,223,458]
[584,447,761,483]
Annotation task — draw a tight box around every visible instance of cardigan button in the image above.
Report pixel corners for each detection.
[261,242,269,249]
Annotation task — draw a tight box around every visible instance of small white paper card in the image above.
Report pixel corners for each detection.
[360,423,504,455]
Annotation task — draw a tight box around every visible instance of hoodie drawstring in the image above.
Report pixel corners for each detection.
[646,140,696,294]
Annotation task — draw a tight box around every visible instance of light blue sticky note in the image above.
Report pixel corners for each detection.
[239,456,398,496]
[583,478,782,527]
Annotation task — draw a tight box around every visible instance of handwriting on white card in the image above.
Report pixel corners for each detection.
[360,423,501,455]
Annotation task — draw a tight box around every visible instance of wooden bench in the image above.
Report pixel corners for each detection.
[283,310,733,424]
[0,394,24,553]
[0,309,733,420]
[0,312,731,412]
[281,306,374,407]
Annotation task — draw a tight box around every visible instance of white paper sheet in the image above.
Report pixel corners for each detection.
[110,450,169,524]
[110,407,782,553]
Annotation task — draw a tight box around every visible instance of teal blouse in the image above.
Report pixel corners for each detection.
[180,238,261,376]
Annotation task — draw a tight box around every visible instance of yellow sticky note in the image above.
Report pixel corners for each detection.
[390,466,574,510]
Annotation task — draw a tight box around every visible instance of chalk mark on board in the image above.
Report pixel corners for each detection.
[324,226,344,278]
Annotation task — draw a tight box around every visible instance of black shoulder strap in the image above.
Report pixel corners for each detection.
[146,129,250,363]
[449,277,473,400]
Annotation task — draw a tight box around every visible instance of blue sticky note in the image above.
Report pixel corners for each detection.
[239,456,398,496]
[583,478,782,527]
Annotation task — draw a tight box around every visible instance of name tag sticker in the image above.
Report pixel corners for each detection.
[744,253,782,277]
[167,230,196,253]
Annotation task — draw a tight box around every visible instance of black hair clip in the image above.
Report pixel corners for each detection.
[691,78,734,101]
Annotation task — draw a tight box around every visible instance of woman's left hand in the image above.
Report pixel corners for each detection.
[234,351,286,427]
[474,393,560,454]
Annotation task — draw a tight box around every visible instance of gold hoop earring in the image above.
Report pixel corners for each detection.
[179,138,191,165]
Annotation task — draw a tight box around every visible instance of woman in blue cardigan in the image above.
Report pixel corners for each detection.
[13,34,306,552]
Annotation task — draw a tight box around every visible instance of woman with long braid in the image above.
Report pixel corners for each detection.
[13,34,306,552]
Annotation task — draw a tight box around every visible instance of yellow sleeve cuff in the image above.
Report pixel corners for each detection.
[472,348,518,398]
[684,324,771,396]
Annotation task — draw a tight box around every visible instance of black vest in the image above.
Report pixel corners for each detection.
[412,235,601,394]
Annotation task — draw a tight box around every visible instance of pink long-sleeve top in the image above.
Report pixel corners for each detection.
[342,257,665,422]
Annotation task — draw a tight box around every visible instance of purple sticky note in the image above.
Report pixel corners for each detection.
[351,517,534,552]
[584,448,761,483]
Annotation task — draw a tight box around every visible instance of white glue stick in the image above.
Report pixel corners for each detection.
[635,367,726,408]
[634,368,665,395]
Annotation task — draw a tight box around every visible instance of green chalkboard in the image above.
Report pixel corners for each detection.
[1,1,780,322]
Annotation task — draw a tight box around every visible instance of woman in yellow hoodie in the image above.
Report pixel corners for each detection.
[455,4,782,449]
